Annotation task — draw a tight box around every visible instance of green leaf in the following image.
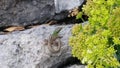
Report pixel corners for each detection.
[76,12,83,19]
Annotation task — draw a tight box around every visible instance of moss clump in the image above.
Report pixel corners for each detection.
[69,0,120,68]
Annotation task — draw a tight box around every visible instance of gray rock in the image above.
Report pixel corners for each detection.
[55,0,84,13]
[67,65,85,68]
[0,0,84,28]
[0,25,74,68]
[0,0,55,27]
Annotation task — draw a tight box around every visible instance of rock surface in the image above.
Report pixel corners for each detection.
[0,25,85,68]
[0,0,84,28]
[55,0,84,13]
[67,65,85,68]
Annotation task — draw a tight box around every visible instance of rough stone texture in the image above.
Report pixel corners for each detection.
[0,0,55,27]
[0,25,85,68]
[55,0,84,13]
[0,0,84,28]
[67,65,85,68]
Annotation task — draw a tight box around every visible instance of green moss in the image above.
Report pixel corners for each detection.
[69,0,120,68]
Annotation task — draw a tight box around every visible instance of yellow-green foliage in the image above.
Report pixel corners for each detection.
[69,0,120,68]
[107,7,120,37]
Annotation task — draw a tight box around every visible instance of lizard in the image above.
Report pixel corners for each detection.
[44,27,62,53]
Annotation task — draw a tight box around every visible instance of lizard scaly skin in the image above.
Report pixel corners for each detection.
[45,27,62,53]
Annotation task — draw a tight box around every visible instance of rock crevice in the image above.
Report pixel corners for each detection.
[0,0,84,28]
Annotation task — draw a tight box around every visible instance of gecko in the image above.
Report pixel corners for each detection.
[44,27,62,53]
